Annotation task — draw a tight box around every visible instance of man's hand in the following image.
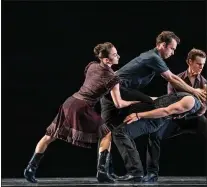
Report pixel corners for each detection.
[124,113,141,124]
[193,88,206,103]
[196,102,207,116]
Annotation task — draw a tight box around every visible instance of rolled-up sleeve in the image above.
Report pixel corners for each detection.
[146,55,169,74]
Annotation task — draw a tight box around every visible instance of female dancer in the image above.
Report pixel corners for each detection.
[24,42,142,183]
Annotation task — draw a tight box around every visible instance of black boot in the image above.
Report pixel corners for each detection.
[96,150,115,183]
[142,173,158,182]
[108,153,125,179]
[24,153,44,183]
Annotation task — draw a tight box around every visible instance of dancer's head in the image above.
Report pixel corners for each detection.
[186,48,206,75]
[156,31,180,59]
[94,42,120,66]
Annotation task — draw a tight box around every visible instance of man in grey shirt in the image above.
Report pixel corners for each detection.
[100,31,206,182]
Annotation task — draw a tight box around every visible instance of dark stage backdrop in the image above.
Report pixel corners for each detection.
[2,1,206,178]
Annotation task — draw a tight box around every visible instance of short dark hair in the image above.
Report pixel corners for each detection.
[156,31,180,46]
[186,48,206,64]
[94,42,114,59]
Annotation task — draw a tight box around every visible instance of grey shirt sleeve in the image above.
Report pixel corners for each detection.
[146,55,169,74]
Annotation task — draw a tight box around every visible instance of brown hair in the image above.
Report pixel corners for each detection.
[156,31,180,46]
[94,42,114,59]
[186,48,206,64]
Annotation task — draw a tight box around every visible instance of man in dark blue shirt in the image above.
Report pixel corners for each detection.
[116,48,169,89]
[116,32,205,100]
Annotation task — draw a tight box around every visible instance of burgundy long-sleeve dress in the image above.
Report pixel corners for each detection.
[46,61,120,148]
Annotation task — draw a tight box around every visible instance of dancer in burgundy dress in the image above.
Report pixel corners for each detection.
[24,42,142,183]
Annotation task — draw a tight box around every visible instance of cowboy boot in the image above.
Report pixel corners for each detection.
[24,153,44,183]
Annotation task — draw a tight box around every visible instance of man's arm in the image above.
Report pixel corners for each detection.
[124,96,195,124]
[161,70,206,102]
[167,82,175,94]
[162,70,195,93]
[149,56,193,93]
[147,56,205,101]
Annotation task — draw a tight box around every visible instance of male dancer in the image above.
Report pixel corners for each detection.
[144,48,207,182]
[112,91,203,182]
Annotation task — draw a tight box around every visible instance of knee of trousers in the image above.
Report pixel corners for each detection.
[112,128,131,143]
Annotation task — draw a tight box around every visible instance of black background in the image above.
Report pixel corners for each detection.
[2,1,206,178]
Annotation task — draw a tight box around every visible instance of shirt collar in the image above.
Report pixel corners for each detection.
[153,48,162,58]
[184,69,201,82]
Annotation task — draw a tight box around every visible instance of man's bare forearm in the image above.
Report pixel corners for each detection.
[169,74,194,94]
[138,107,170,119]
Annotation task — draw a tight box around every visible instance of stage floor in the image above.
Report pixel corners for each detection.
[2,177,207,186]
